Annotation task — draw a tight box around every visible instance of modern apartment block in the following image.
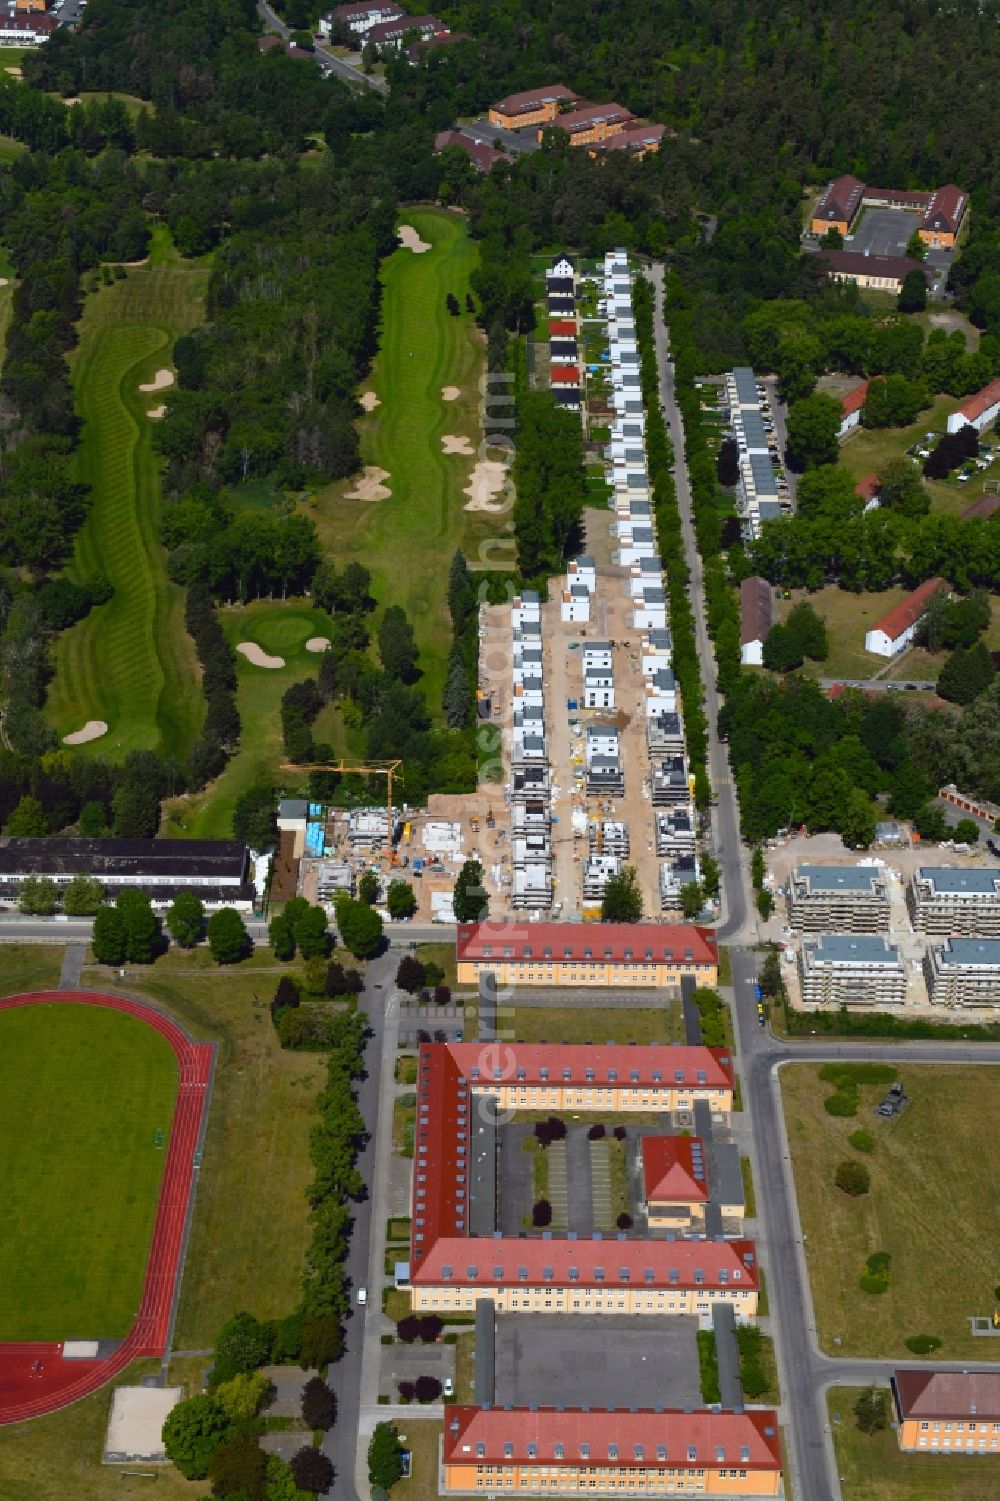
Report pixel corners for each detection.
[923,938,1000,1007]
[441,1407,783,1496]
[455,922,719,988]
[787,863,892,932]
[906,866,1000,935]
[798,934,907,1006]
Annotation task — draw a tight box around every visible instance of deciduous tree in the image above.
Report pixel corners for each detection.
[207,907,250,964]
[167,890,205,948]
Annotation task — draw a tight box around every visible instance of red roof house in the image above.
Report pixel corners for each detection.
[641,1135,710,1205]
[839,379,868,437]
[864,577,947,657]
[549,364,581,386]
[442,1406,783,1480]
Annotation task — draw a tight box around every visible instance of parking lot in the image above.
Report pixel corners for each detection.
[495,1315,702,1409]
[846,207,920,259]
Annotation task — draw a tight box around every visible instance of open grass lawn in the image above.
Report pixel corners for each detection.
[0,132,26,164]
[47,227,208,762]
[393,1419,443,1501]
[827,1387,1000,1501]
[0,1357,202,1501]
[311,208,499,718]
[80,947,327,1347]
[0,944,64,996]
[415,940,458,989]
[782,1065,1000,1358]
[161,598,334,838]
[510,1004,684,1045]
[776,584,949,682]
[836,393,992,521]
[0,1004,177,1339]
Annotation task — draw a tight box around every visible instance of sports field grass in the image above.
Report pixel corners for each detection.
[81,947,329,1345]
[160,598,333,838]
[313,207,501,717]
[782,1064,1000,1358]
[46,226,208,762]
[827,1387,1000,1501]
[0,1003,178,1340]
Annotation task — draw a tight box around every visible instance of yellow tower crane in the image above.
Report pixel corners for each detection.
[280,758,403,859]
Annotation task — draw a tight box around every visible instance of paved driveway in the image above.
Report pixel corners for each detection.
[495,1315,701,1409]
[846,207,919,258]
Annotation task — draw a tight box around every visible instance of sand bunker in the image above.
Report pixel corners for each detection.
[306,637,332,653]
[0,278,8,288]
[442,434,475,456]
[147,404,165,420]
[63,720,109,746]
[236,642,285,669]
[6,68,23,78]
[463,460,509,512]
[398,224,431,253]
[441,386,461,402]
[360,391,381,412]
[138,368,175,393]
[345,466,391,502]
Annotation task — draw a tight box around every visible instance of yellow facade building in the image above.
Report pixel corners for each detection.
[455,921,719,989]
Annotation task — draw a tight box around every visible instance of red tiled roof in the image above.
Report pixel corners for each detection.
[821,250,928,282]
[962,492,1000,520]
[921,184,967,235]
[449,1042,733,1090]
[865,186,931,209]
[3,12,58,28]
[491,84,578,116]
[549,365,581,384]
[416,1230,758,1290]
[456,921,718,967]
[598,123,667,153]
[956,377,1000,424]
[814,173,864,224]
[367,12,442,40]
[641,1135,709,1204]
[433,129,509,172]
[551,103,634,133]
[411,1041,739,1279]
[548,319,577,336]
[893,1369,1000,1421]
[443,1406,782,1471]
[841,380,868,418]
[869,577,947,644]
[855,472,880,502]
[740,575,772,646]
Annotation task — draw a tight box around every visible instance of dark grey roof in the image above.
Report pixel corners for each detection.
[0,837,248,881]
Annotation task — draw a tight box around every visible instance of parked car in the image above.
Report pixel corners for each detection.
[356,1287,368,1306]
[443,1378,454,1397]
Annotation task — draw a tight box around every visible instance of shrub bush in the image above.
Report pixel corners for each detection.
[849,1129,875,1153]
[860,1251,891,1294]
[532,1199,553,1227]
[835,1160,870,1196]
[824,1091,858,1117]
[905,1333,942,1354]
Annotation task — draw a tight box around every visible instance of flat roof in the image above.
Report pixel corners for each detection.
[916,866,1000,895]
[794,863,883,892]
[0,837,248,880]
[937,938,1000,966]
[807,935,901,966]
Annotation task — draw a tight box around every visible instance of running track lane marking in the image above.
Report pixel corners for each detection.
[0,991,213,1424]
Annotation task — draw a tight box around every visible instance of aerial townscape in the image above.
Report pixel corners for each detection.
[2,3,1000,1501]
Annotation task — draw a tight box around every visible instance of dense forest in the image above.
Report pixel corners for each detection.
[2,0,1000,832]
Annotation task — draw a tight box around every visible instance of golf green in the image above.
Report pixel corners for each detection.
[0,1004,178,1340]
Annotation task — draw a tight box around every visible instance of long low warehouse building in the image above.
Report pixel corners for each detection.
[0,837,256,911]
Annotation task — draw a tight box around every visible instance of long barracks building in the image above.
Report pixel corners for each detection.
[455,922,718,989]
[407,1042,756,1316]
[442,1406,783,1496]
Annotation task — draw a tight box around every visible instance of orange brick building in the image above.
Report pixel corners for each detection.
[488,85,578,131]
[442,1406,784,1496]
[543,103,634,147]
[455,921,719,988]
[892,1369,1000,1453]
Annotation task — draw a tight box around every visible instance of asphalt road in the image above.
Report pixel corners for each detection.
[643,266,1000,1501]
[321,945,397,1498]
[256,0,388,93]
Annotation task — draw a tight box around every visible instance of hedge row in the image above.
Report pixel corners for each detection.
[300,1007,368,1320]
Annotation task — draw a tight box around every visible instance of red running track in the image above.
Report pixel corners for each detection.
[0,990,213,1424]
